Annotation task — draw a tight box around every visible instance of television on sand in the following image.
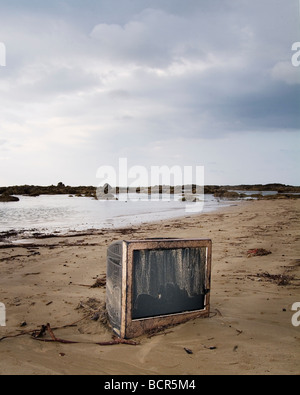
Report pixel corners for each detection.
[106,238,212,339]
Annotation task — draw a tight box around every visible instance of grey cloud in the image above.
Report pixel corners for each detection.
[0,0,299,186]
[90,9,189,67]
[229,84,300,130]
[28,67,102,97]
[89,6,254,68]
[0,66,102,107]
[107,89,131,99]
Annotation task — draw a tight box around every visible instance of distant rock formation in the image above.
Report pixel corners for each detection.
[180,195,201,202]
[0,183,299,200]
[214,190,240,199]
[96,184,118,200]
[0,184,97,198]
[0,194,19,202]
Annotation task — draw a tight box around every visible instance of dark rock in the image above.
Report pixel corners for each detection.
[214,190,240,199]
[96,184,118,200]
[0,184,97,197]
[0,194,19,202]
[180,195,200,202]
[204,185,221,194]
[103,183,112,194]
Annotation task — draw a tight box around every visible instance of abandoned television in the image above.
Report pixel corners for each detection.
[106,238,212,339]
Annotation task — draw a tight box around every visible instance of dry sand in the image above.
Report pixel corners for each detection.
[0,199,299,375]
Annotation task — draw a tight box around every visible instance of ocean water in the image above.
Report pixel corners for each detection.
[0,194,235,237]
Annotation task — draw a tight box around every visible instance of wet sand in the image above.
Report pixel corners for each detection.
[0,199,299,375]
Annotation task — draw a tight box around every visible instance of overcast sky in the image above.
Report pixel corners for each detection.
[0,0,299,186]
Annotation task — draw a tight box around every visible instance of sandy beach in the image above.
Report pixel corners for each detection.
[0,199,299,375]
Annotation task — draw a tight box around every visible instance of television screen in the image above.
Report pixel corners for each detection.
[106,239,212,339]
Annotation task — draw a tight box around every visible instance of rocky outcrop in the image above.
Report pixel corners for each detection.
[0,183,299,199]
[180,195,201,202]
[96,184,118,200]
[0,183,97,198]
[0,194,19,202]
[214,190,240,199]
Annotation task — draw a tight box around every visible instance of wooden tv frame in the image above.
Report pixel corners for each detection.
[107,238,212,339]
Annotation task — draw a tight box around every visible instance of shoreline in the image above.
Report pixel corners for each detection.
[0,199,299,375]
[0,196,239,244]
[1,190,299,243]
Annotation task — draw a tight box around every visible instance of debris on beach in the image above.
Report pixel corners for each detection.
[77,298,109,326]
[91,275,107,288]
[1,317,139,346]
[247,248,272,257]
[29,323,138,346]
[255,272,294,286]
[202,344,217,350]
